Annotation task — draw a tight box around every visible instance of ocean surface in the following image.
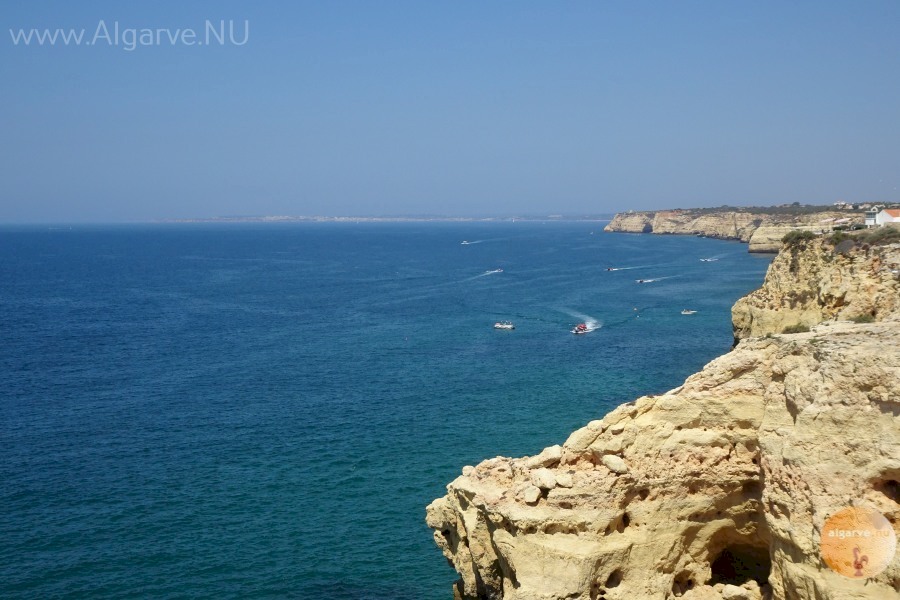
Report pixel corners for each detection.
[0,222,772,599]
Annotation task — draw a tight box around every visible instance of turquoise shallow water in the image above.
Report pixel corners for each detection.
[0,222,771,599]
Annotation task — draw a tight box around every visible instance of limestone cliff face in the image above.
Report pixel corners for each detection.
[747,226,823,253]
[732,239,900,339]
[604,210,761,241]
[427,242,900,600]
[649,211,763,242]
[604,212,655,234]
[604,210,856,246]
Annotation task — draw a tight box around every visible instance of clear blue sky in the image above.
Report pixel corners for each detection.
[2,1,899,222]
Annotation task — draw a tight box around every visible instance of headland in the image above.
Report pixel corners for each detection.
[603,205,878,253]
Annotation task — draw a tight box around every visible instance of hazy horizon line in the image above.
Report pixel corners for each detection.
[3,201,885,226]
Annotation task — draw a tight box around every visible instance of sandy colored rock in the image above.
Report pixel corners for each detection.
[531,468,557,490]
[733,239,900,339]
[589,435,623,456]
[520,485,541,504]
[524,444,563,469]
[554,472,573,488]
[601,454,628,474]
[722,584,752,599]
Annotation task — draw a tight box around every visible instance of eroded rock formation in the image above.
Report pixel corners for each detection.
[733,239,900,340]
[427,241,900,600]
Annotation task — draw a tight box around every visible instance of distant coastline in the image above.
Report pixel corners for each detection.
[603,203,881,252]
[157,215,614,224]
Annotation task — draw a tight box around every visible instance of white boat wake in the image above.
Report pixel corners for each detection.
[462,268,504,281]
[559,308,602,332]
[635,275,679,284]
[460,237,507,245]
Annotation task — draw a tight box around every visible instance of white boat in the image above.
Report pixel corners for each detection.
[700,258,719,262]
[485,268,503,274]
[461,240,471,245]
[681,309,698,315]
[571,323,590,335]
[493,321,515,330]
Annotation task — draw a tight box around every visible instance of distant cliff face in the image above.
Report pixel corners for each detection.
[604,210,757,241]
[733,239,900,339]
[427,241,900,600]
[605,212,655,234]
[746,225,823,253]
[604,210,857,247]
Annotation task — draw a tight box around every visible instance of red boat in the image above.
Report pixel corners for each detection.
[571,323,590,335]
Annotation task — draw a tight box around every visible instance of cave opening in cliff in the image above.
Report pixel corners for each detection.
[709,544,771,586]
[875,478,900,504]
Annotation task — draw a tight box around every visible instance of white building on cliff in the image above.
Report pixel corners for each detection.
[865,209,879,227]
[875,209,900,226]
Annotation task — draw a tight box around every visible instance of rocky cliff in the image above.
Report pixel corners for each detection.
[604,210,857,248]
[733,238,900,339]
[746,226,823,253]
[427,241,900,600]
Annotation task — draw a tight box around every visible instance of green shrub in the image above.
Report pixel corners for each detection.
[823,226,900,250]
[857,227,900,245]
[827,231,851,246]
[782,230,817,247]
[782,323,810,334]
[849,314,875,323]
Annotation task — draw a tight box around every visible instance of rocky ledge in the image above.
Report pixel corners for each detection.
[733,238,900,340]
[603,209,860,252]
[426,240,900,600]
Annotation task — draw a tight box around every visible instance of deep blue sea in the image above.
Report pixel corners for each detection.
[0,222,772,599]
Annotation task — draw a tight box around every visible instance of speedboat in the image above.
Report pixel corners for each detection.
[636,278,657,284]
[461,240,471,245]
[485,268,503,274]
[606,267,620,271]
[681,309,697,315]
[571,323,590,335]
[493,321,515,330]
[700,258,719,262]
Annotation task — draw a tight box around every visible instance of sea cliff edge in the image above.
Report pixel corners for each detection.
[426,236,900,600]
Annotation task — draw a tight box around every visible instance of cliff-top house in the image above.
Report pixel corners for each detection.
[875,208,900,226]
[866,208,880,227]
